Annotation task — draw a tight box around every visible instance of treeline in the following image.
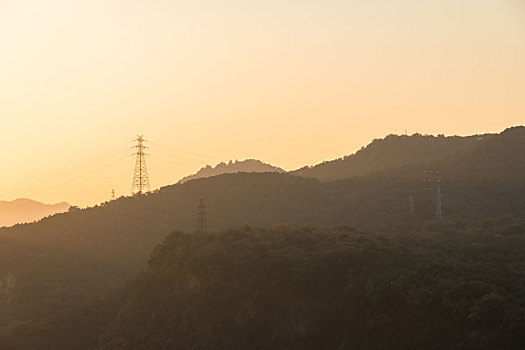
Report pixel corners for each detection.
[41,222,525,349]
[294,126,525,182]
[0,236,131,350]
[0,126,523,348]
[4,172,525,271]
[0,172,524,349]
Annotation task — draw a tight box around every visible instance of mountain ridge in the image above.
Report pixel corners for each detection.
[179,159,284,183]
[291,129,513,181]
[0,126,524,348]
[0,198,70,228]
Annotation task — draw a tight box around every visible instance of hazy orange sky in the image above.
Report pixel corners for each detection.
[1,0,524,206]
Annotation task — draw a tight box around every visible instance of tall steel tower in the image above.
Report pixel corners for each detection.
[131,135,150,194]
[197,199,207,233]
[424,170,442,221]
[436,186,442,221]
[409,195,415,217]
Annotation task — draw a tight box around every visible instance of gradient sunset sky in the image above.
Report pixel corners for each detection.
[1,0,524,206]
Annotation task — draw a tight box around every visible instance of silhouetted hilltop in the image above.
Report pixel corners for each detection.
[443,126,525,181]
[0,198,70,228]
[293,131,499,181]
[2,127,524,272]
[1,173,325,269]
[179,159,284,183]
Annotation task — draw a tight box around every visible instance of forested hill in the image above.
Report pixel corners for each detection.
[0,174,326,269]
[2,125,525,271]
[0,236,130,350]
[444,126,525,181]
[179,159,284,183]
[293,126,525,182]
[3,170,525,273]
[67,225,525,350]
[0,127,524,348]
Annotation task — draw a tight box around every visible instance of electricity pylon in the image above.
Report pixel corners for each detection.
[131,135,150,194]
[197,199,207,233]
[423,170,443,221]
[436,186,442,221]
[409,195,415,217]
[111,189,116,201]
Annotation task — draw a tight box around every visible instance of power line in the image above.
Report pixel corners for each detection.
[131,135,150,194]
[2,156,130,203]
[0,143,130,199]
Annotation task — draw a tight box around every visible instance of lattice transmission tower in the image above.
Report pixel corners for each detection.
[197,199,208,233]
[435,186,442,221]
[409,195,415,217]
[132,135,150,194]
[423,170,443,221]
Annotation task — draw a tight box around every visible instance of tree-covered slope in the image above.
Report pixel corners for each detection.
[293,133,488,181]
[0,174,327,270]
[292,127,525,182]
[3,170,524,273]
[444,126,525,181]
[92,225,525,350]
[0,127,523,349]
[2,127,523,273]
[0,236,130,350]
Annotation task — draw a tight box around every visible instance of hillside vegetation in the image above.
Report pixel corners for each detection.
[2,127,523,269]
[3,171,525,272]
[293,126,525,182]
[61,224,525,349]
[0,236,130,350]
[0,126,523,349]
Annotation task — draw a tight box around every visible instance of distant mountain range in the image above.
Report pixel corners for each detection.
[1,126,524,348]
[3,126,524,268]
[179,159,284,183]
[3,126,524,229]
[0,199,70,227]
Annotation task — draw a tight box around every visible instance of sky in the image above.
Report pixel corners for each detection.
[1,0,524,207]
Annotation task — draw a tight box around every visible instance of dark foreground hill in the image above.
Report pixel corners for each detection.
[52,225,525,350]
[3,171,525,271]
[0,236,130,350]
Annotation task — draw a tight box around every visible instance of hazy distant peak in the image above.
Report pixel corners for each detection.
[6,198,69,205]
[179,159,284,183]
[0,198,70,227]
